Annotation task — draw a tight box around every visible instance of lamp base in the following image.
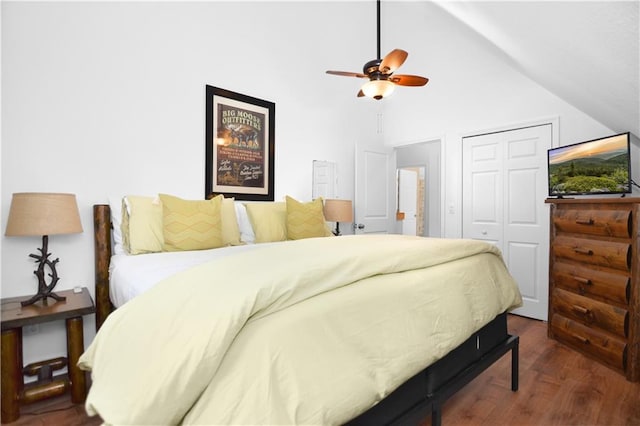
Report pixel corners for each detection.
[333,222,342,236]
[21,291,66,307]
[21,235,66,307]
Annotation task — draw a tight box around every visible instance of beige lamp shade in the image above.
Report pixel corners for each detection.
[323,199,354,223]
[5,193,83,236]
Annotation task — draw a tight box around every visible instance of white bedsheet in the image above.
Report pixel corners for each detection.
[109,243,272,307]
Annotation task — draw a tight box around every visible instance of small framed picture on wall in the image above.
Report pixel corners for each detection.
[205,85,275,201]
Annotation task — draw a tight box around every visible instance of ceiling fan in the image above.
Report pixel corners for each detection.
[326,0,429,100]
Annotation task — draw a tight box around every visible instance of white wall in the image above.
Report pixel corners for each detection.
[1,1,380,365]
[377,2,618,237]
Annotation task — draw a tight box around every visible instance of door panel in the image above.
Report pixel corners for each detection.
[364,152,388,216]
[463,124,551,320]
[355,142,394,234]
[312,160,336,199]
[508,168,538,224]
[507,242,539,301]
[472,172,499,221]
[465,134,503,243]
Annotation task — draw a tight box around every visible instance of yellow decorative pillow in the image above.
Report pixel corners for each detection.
[159,194,224,251]
[122,196,164,255]
[221,197,242,246]
[245,202,287,243]
[285,196,331,240]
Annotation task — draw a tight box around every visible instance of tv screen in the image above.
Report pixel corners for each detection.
[548,132,631,197]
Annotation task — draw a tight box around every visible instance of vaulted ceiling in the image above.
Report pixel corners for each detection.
[434,1,639,138]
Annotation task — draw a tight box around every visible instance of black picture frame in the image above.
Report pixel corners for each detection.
[205,85,275,201]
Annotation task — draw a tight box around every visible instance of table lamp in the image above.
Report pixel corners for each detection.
[323,199,353,236]
[5,193,83,306]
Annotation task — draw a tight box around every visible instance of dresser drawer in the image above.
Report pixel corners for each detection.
[552,288,629,338]
[552,262,630,305]
[552,236,631,271]
[551,314,627,372]
[553,209,632,238]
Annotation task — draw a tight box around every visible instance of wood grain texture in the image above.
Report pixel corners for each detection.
[552,236,630,271]
[1,329,22,423]
[547,198,639,381]
[93,204,112,331]
[9,315,639,426]
[550,314,626,371]
[552,287,628,337]
[422,315,640,426]
[552,262,629,305]
[553,208,632,238]
[1,289,94,330]
[629,203,640,381]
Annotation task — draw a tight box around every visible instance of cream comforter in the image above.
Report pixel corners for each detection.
[79,235,522,425]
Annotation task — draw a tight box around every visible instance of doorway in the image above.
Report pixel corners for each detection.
[397,167,425,236]
[395,140,442,237]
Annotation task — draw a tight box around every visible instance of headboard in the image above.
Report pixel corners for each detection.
[93,204,114,330]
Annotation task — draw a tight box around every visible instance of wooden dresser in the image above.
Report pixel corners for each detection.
[546,197,639,382]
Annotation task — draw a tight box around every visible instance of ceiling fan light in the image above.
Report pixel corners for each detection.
[362,79,395,100]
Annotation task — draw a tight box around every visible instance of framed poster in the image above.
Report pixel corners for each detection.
[205,85,275,201]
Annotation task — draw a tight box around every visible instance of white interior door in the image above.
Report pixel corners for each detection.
[463,124,551,320]
[312,160,337,199]
[354,141,394,234]
[398,168,418,235]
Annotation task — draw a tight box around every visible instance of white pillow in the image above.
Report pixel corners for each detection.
[108,196,126,255]
[235,202,255,244]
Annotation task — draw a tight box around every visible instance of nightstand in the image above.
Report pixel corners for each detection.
[1,288,95,423]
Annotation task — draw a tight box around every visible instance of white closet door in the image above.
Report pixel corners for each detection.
[463,124,552,320]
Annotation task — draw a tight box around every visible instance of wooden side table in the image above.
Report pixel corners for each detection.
[1,288,95,424]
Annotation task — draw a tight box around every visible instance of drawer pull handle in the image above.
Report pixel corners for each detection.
[573,276,592,286]
[571,333,590,345]
[574,248,593,256]
[575,219,594,226]
[572,305,590,316]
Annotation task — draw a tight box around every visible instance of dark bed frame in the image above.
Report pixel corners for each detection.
[92,204,519,426]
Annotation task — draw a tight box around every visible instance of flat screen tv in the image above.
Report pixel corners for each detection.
[548,132,631,197]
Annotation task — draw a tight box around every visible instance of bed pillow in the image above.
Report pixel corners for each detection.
[123,195,164,254]
[245,202,287,243]
[108,196,127,255]
[221,197,242,246]
[285,196,332,240]
[159,194,224,251]
[235,202,255,244]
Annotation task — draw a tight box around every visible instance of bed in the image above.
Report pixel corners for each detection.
[80,196,522,425]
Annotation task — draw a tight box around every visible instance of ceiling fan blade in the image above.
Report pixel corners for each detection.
[357,89,365,97]
[326,70,368,78]
[389,74,429,87]
[379,49,408,74]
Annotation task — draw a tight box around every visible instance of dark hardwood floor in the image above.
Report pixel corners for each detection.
[423,314,640,426]
[5,396,101,426]
[7,315,640,426]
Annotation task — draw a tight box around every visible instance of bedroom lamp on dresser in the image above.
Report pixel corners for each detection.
[546,197,640,381]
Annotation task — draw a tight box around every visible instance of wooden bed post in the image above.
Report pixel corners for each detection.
[93,205,112,331]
